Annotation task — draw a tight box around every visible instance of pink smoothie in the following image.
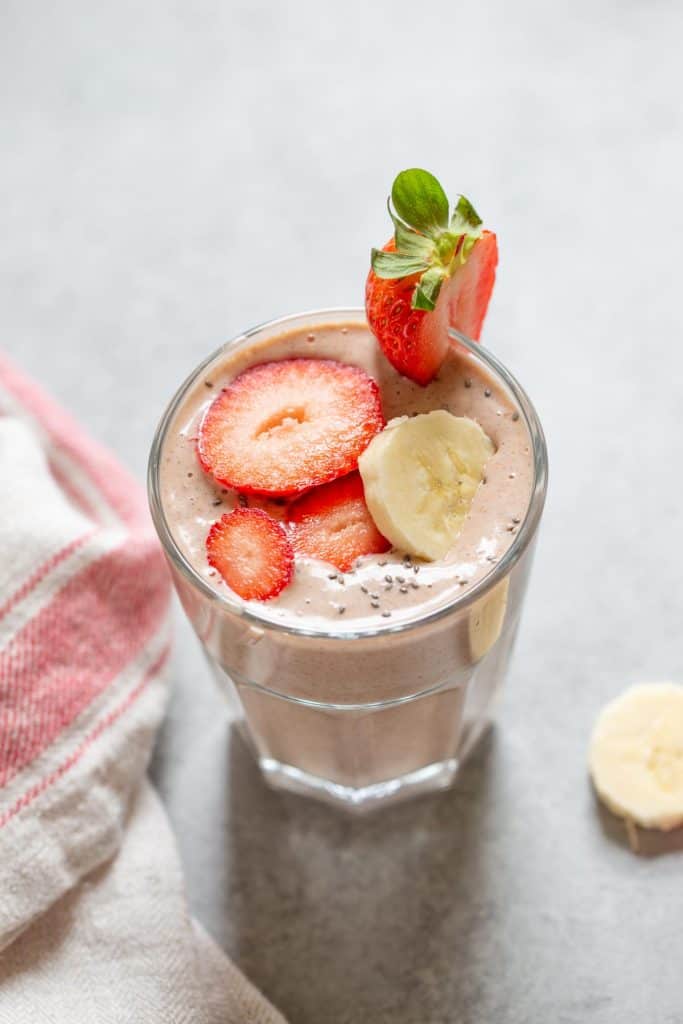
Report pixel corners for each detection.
[159,320,532,632]
[153,314,542,797]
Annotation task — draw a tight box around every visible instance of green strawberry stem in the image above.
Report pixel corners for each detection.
[371,169,484,312]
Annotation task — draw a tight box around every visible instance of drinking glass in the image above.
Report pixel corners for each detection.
[148,310,548,812]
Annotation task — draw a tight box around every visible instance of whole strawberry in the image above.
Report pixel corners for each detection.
[365,169,498,385]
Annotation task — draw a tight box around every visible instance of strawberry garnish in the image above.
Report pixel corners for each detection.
[290,471,390,572]
[206,507,294,601]
[365,169,498,386]
[198,358,384,497]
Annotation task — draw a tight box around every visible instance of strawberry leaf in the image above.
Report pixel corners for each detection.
[387,200,435,260]
[450,195,483,234]
[395,221,435,260]
[391,169,449,238]
[411,266,445,311]
[449,196,483,267]
[371,248,430,279]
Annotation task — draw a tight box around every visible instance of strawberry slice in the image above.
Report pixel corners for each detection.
[365,169,498,386]
[206,508,294,601]
[446,229,498,342]
[290,471,390,572]
[198,358,384,497]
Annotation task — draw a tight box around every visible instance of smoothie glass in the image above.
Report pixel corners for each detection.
[148,309,548,812]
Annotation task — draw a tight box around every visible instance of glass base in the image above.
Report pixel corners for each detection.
[214,655,502,813]
[257,754,461,813]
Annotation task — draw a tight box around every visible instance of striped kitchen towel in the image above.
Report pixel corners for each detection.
[0,355,286,1024]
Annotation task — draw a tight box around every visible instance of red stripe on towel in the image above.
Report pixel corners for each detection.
[0,643,170,828]
[0,536,169,788]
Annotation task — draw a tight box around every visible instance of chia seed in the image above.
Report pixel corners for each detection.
[338,606,346,614]
[370,592,379,601]
[399,586,408,594]
[384,574,393,583]
[187,472,193,478]
[410,580,419,589]
[381,610,391,618]
[512,516,521,524]
[212,499,222,506]
[204,381,214,388]
[384,584,393,592]
[512,411,520,422]
[464,379,472,388]
[378,560,388,567]
[328,573,338,580]
[484,388,491,398]
[337,574,345,584]
[371,600,380,609]
[413,565,420,574]
[360,585,369,594]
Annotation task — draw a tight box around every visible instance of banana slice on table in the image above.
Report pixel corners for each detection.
[358,411,494,561]
[589,683,683,831]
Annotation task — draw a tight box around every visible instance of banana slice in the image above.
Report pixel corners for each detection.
[469,578,509,661]
[589,683,683,831]
[358,410,494,560]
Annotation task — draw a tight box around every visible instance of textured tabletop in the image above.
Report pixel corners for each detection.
[3,2,683,1021]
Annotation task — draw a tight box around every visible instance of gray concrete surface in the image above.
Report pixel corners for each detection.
[3,1,683,1021]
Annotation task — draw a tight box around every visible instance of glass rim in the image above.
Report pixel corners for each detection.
[147,307,548,642]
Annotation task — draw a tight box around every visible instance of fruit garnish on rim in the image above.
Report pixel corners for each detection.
[365,168,498,385]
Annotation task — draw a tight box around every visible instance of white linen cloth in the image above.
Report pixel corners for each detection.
[0,354,286,1023]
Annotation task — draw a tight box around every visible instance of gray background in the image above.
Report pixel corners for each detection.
[3,1,683,1021]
